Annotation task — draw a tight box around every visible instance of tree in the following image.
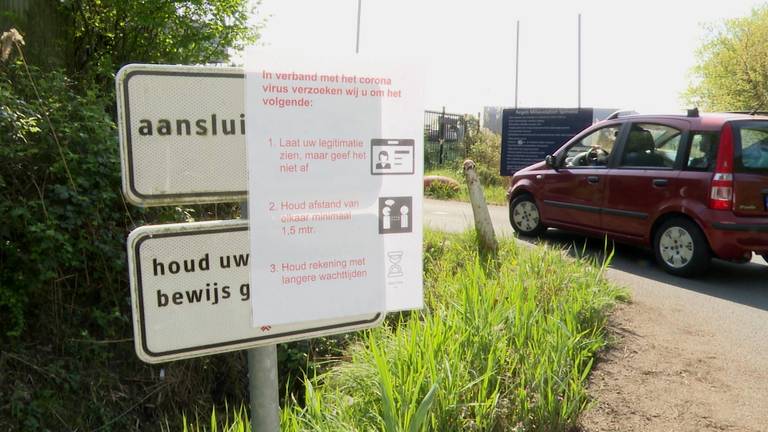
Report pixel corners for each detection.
[686,6,768,111]
[1,0,259,94]
[0,2,261,429]
[60,0,260,93]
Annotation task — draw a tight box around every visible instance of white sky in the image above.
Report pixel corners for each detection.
[253,0,767,115]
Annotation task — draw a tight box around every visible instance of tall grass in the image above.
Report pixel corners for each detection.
[183,230,627,431]
[425,168,508,205]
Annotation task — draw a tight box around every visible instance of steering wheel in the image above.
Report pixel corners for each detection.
[586,147,609,165]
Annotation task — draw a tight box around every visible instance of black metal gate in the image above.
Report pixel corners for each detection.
[424,109,467,169]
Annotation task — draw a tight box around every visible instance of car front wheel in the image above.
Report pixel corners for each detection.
[653,217,710,277]
[509,194,546,237]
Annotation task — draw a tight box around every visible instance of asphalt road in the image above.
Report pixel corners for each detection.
[424,197,768,429]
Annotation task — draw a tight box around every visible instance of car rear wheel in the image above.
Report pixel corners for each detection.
[509,194,546,237]
[653,217,710,277]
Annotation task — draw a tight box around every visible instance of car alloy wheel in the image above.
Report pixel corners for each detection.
[658,226,695,268]
[509,194,546,236]
[653,217,710,277]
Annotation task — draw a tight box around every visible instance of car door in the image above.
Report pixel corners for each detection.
[541,123,625,231]
[602,121,687,240]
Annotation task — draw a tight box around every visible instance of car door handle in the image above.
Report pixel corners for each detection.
[587,176,600,184]
[653,178,668,187]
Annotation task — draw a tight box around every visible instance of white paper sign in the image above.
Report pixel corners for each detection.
[245,50,424,326]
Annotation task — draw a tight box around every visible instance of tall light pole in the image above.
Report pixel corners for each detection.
[515,20,520,110]
[578,13,582,109]
[355,0,362,54]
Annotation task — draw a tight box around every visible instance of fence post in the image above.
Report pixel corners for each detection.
[462,160,498,256]
[438,106,445,165]
[463,114,471,158]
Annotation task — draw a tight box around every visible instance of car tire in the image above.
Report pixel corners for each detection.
[509,194,546,237]
[653,217,710,277]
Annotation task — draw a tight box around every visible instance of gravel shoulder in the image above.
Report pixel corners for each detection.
[579,267,768,432]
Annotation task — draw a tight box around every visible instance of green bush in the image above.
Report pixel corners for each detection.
[0,59,134,429]
[424,180,460,200]
[0,61,274,431]
[1,1,262,429]
[465,128,503,186]
[0,60,126,338]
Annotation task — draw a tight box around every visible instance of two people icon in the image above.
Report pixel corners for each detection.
[379,197,412,234]
[382,203,409,230]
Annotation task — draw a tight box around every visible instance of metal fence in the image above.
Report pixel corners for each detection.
[424,109,468,170]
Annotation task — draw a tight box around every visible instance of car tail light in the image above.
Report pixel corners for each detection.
[709,122,734,210]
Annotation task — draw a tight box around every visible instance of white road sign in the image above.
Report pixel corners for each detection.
[245,51,424,327]
[127,220,383,363]
[116,64,248,206]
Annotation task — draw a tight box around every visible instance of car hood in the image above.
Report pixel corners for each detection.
[516,161,546,175]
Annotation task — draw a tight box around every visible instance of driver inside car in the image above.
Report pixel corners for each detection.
[566,129,614,167]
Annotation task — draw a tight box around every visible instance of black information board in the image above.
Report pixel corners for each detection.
[500,108,594,176]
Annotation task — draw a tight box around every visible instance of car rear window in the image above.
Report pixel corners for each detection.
[735,121,768,173]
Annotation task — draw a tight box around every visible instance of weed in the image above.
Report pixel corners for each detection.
[425,168,508,205]
[185,230,626,431]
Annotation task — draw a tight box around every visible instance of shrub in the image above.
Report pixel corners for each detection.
[0,60,127,338]
[465,128,504,186]
[424,177,460,200]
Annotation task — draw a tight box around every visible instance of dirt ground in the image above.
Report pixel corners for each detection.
[579,299,768,432]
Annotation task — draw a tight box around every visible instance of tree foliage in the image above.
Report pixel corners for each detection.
[0,60,126,338]
[687,6,768,111]
[0,1,260,429]
[60,0,259,91]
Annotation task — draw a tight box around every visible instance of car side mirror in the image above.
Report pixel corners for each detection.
[545,154,558,171]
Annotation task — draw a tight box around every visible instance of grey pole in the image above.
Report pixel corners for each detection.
[514,20,520,110]
[248,346,279,431]
[355,0,362,54]
[578,13,581,109]
[242,201,280,432]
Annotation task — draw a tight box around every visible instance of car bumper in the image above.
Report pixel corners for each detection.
[705,215,768,259]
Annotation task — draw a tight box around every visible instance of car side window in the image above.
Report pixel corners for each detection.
[563,125,621,168]
[685,132,718,171]
[619,123,681,169]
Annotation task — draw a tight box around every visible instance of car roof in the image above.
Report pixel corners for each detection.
[602,112,768,131]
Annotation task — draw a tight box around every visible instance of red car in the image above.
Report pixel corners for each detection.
[507,111,768,276]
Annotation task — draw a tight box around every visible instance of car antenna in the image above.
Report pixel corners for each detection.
[687,107,699,117]
[749,104,763,115]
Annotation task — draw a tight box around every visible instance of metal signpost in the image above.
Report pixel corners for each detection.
[241,203,280,431]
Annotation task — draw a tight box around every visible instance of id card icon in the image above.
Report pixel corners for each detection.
[371,139,415,175]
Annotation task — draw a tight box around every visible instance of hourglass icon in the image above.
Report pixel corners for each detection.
[387,251,404,278]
